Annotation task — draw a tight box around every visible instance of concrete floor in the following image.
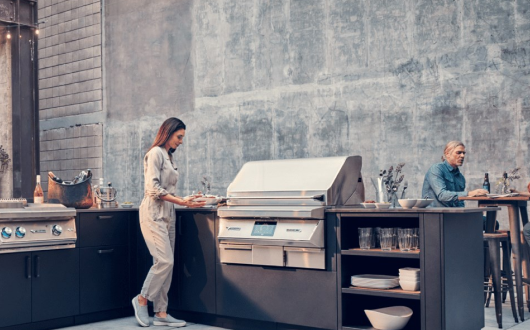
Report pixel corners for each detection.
[56,302,530,330]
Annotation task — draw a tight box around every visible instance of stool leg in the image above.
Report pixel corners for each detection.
[488,239,503,328]
[502,239,519,323]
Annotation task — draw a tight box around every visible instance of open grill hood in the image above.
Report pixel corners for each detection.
[218,156,364,219]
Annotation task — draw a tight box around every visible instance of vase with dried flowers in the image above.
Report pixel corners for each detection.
[380,163,406,208]
[496,168,520,194]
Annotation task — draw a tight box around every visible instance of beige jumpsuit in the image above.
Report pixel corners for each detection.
[139,146,179,312]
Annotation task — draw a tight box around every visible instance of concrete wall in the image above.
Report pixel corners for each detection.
[38,0,530,228]
[0,34,12,197]
[104,1,530,208]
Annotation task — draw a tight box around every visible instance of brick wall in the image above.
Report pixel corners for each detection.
[39,124,103,194]
[38,0,102,119]
[37,0,104,197]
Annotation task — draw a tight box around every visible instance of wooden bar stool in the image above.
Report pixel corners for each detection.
[484,232,518,328]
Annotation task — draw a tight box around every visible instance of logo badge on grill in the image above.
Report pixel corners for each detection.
[286,229,302,232]
[30,229,47,233]
[227,227,241,231]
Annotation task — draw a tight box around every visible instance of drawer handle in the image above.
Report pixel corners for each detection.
[98,249,115,254]
[97,215,113,219]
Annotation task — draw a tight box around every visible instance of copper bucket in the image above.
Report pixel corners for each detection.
[47,174,93,209]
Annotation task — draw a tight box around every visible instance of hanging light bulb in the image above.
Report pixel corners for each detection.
[6,29,11,39]
[35,29,39,35]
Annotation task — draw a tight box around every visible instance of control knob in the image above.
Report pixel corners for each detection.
[1,227,12,239]
[52,225,63,236]
[15,227,26,238]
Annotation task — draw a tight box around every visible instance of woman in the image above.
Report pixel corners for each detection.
[132,118,205,327]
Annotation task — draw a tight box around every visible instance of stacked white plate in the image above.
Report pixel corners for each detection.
[399,268,420,291]
[351,274,400,289]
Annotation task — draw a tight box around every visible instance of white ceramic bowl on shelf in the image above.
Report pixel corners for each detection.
[398,199,417,209]
[399,273,420,281]
[375,203,391,209]
[399,279,420,291]
[364,306,413,330]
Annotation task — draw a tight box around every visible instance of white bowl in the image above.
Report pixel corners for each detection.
[399,279,420,291]
[399,267,420,274]
[375,203,391,209]
[193,195,220,205]
[121,204,133,208]
[398,199,417,209]
[364,306,413,330]
[413,199,434,208]
[399,274,420,281]
[361,203,376,209]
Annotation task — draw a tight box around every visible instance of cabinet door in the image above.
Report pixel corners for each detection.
[0,252,32,327]
[80,245,129,313]
[172,212,216,313]
[78,212,129,247]
[31,249,80,322]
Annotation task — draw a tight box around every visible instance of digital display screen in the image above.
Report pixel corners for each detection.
[251,221,277,237]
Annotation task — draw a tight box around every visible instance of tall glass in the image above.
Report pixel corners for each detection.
[379,228,394,251]
[358,228,373,250]
[411,228,420,251]
[398,228,413,252]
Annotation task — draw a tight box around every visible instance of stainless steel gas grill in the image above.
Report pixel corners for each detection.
[218,156,364,269]
[0,199,77,253]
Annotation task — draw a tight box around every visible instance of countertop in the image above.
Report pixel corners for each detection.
[328,206,500,213]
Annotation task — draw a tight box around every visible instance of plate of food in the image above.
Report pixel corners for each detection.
[193,195,220,205]
[121,201,134,208]
[361,200,377,208]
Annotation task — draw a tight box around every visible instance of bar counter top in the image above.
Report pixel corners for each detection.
[328,206,499,213]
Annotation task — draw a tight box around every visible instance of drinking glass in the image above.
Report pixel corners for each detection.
[379,228,394,251]
[358,228,373,250]
[411,228,420,251]
[398,228,413,252]
[371,227,381,248]
[391,228,398,249]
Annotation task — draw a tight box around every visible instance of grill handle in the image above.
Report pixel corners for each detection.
[228,195,324,201]
[34,256,40,278]
[25,256,31,279]
[97,215,113,219]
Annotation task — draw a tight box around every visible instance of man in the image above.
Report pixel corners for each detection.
[422,141,488,207]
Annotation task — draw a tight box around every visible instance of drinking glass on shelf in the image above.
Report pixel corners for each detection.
[379,228,394,251]
[358,228,373,250]
[398,228,413,252]
[391,228,398,249]
[411,228,420,251]
[371,227,381,248]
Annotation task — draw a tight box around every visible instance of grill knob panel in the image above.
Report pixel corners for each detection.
[15,227,26,238]
[1,227,13,239]
[52,225,63,236]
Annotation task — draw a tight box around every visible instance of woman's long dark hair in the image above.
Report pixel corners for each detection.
[148,117,186,154]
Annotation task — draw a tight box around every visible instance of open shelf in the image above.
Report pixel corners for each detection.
[342,286,420,300]
[343,248,420,259]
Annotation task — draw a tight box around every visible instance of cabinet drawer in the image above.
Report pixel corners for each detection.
[79,212,129,247]
[80,246,129,313]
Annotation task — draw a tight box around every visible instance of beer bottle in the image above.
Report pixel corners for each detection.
[482,173,490,193]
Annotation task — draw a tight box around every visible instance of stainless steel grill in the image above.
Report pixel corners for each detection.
[0,199,77,253]
[218,156,364,269]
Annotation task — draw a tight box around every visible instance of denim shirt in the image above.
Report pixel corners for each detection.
[421,160,467,207]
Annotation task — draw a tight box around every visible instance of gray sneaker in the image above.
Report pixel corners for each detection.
[132,295,150,327]
[153,314,186,327]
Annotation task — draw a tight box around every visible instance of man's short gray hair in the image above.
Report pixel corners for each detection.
[441,141,465,161]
